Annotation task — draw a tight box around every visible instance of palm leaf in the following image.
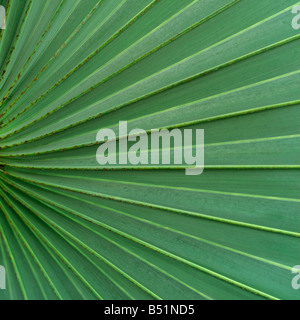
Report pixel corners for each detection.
[0,0,299,300]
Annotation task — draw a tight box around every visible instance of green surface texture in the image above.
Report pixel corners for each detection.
[0,0,299,300]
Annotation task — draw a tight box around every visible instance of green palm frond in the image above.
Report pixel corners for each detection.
[0,0,299,300]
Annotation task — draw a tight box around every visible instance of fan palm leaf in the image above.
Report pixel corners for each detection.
[0,0,299,300]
